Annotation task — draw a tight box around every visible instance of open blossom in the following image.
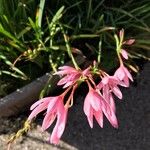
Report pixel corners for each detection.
[97,75,123,112]
[28,95,67,144]
[97,75,122,99]
[54,66,90,88]
[103,92,116,113]
[114,64,133,87]
[83,82,118,128]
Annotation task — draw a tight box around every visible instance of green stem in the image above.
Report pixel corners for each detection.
[49,55,57,73]
[97,36,102,64]
[114,34,123,65]
[117,52,123,66]
[59,24,79,70]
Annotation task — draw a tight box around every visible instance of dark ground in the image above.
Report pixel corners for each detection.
[0,62,150,150]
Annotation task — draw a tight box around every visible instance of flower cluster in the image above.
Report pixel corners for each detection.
[28,29,134,144]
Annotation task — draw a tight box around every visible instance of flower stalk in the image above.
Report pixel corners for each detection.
[59,24,79,70]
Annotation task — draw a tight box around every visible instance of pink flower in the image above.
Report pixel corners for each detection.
[83,82,118,128]
[55,66,90,88]
[114,64,133,87]
[97,75,122,99]
[104,92,116,113]
[28,95,67,144]
[97,75,122,112]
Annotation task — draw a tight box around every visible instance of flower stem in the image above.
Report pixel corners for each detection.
[114,33,123,66]
[65,84,77,108]
[59,24,79,70]
[117,52,123,66]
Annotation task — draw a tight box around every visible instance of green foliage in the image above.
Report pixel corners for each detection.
[0,0,149,97]
[0,1,66,81]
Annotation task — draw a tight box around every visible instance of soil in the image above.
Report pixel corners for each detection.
[0,62,150,150]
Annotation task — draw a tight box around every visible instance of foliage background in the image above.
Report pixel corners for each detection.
[0,0,150,97]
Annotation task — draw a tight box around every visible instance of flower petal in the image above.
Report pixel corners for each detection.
[101,77,109,85]
[83,94,91,116]
[50,101,67,144]
[101,100,118,128]
[57,75,70,85]
[47,97,59,113]
[97,82,103,90]
[124,67,133,81]
[123,39,135,45]
[109,93,116,113]
[82,67,90,76]
[94,109,103,128]
[87,108,94,128]
[114,67,125,80]
[42,113,56,131]
[89,90,101,111]
[58,66,77,71]
[54,66,78,75]
[121,49,128,59]
[57,110,68,138]
[102,85,109,101]
[112,86,122,99]
[30,97,50,110]
[123,75,130,87]
[28,102,48,120]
